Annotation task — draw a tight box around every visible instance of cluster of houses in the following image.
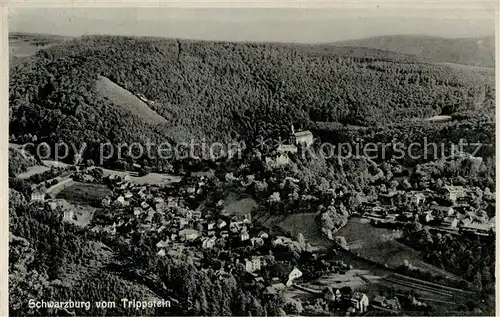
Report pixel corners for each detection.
[421,186,495,236]
[321,287,371,314]
[317,286,407,315]
[58,171,320,303]
[91,174,275,261]
[362,185,495,237]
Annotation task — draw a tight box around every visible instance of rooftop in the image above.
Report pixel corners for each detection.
[432,205,453,211]
[445,185,465,192]
[462,222,491,231]
[293,130,313,137]
[276,144,298,153]
[352,292,366,301]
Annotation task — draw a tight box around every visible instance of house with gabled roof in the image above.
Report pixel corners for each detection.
[291,125,313,148]
[351,292,369,313]
[432,205,454,217]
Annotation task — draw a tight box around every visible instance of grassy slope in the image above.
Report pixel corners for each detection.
[95,76,168,125]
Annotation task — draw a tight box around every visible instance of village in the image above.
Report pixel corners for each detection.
[19,126,494,316]
[25,164,388,315]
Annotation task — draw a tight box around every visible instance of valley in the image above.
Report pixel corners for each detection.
[8,30,495,317]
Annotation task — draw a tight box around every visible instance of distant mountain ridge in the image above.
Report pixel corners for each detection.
[334,35,494,67]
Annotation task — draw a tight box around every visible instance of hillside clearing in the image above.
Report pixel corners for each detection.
[424,115,452,122]
[95,76,168,125]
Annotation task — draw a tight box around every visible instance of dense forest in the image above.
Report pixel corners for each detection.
[9,35,495,168]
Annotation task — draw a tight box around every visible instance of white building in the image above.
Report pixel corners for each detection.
[113,196,128,207]
[240,231,250,241]
[157,249,166,257]
[265,154,291,168]
[133,207,142,216]
[245,257,262,273]
[62,209,75,223]
[207,221,216,230]
[156,240,169,248]
[408,192,426,206]
[217,219,227,229]
[202,237,217,249]
[251,237,264,247]
[272,236,293,247]
[351,292,369,313]
[442,217,459,228]
[444,185,466,203]
[292,125,314,148]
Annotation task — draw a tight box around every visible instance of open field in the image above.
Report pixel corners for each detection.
[42,160,73,168]
[16,165,50,179]
[57,182,112,205]
[46,178,74,196]
[283,285,318,302]
[424,115,452,122]
[277,213,330,248]
[10,39,54,58]
[223,195,258,216]
[9,33,68,58]
[100,167,182,185]
[302,269,384,292]
[128,172,182,185]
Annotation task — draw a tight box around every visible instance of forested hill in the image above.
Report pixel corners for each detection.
[9,35,495,164]
[334,35,495,67]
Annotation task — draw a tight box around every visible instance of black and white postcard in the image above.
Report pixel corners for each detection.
[5,3,497,316]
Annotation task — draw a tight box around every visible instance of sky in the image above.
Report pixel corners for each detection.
[8,7,496,43]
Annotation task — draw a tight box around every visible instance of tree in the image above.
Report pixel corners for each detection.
[138,166,152,176]
[297,233,306,250]
[268,192,281,203]
[473,272,483,290]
